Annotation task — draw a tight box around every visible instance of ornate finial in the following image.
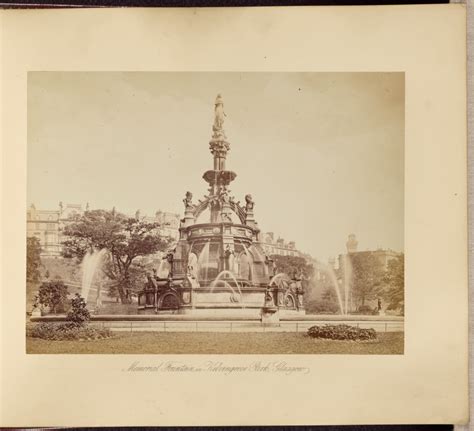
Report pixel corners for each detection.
[212,94,227,140]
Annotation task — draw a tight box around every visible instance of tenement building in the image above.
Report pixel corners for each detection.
[27,203,86,257]
[27,203,181,257]
[260,232,302,257]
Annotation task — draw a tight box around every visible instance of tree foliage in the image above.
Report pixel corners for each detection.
[270,255,314,280]
[27,236,42,282]
[321,286,337,302]
[349,253,385,307]
[270,254,316,302]
[383,254,404,313]
[38,280,69,314]
[67,293,91,326]
[62,209,172,303]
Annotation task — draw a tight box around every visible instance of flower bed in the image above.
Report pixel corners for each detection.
[307,324,377,341]
[27,322,112,341]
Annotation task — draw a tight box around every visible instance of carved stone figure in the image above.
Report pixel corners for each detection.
[146,272,157,290]
[221,212,233,223]
[265,287,275,307]
[245,194,254,212]
[221,191,230,204]
[183,191,194,210]
[165,251,174,264]
[224,244,234,259]
[212,94,226,137]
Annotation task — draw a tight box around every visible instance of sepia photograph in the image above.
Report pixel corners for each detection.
[0,5,467,427]
[25,72,405,354]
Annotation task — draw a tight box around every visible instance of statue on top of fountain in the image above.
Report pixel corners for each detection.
[212,93,227,140]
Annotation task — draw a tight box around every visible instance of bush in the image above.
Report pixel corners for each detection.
[306,300,340,314]
[354,305,379,315]
[27,322,112,341]
[67,294,90,326]
[38,280,68,314]
[307,324,377,341]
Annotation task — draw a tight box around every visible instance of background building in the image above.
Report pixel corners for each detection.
[338,234,400,271]
[27,202,86,256]
[27,204,62,256]
[151,210,180,240]
[260,232,301,257]
[27,204,181,257]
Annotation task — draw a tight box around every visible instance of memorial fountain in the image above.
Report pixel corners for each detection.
[138,95,305,322]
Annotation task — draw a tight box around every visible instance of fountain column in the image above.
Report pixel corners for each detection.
[203,94,236,224]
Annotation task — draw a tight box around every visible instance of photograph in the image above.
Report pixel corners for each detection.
[0,4,467,427]
[26,72,405,354]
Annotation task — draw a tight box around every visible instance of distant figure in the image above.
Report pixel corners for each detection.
[377,298,382,311]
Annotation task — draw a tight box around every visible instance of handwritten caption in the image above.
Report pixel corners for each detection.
[123,360,310,375]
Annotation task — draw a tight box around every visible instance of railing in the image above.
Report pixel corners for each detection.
[92,319,404,333]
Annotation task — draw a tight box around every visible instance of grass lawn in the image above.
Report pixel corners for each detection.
[26,331,404,354]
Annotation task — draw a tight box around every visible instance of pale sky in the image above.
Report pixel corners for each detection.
[28,72,404,261]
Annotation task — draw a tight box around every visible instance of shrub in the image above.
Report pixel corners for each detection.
[306,300,340,314]
[307,324,377,341]
[27,322,112,341]
[38,280,68,314]
[27,237,42,282]
[67,294,90,326]
[354,305,378,315]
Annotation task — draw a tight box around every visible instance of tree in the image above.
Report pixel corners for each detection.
[270,255,314,280]
[27,237,42,282]
[350,253,385,307]
[384,254,404,314]
[322,286,337,302]
[270,254,316,303]
[67,294,91,326]
[62,209,172,303]
[38,280,69,314]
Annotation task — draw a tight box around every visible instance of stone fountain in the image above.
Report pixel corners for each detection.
[138,94,305,322]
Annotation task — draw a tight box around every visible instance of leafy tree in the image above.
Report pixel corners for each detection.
[384,254,404,313]
[322,286,337,302]
[26,236,42,282]
[270,255,314,281]
[38,280,69,314]
[349,253,385,307]
[270,254,316,303]
[62,209,172,303]
[67,294,91,326]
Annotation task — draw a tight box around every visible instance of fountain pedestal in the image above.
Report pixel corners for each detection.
[261,307,280,325]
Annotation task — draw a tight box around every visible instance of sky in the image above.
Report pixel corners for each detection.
[27,72,404,261]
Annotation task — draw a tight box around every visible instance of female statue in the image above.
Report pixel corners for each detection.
[213,94,226,136]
